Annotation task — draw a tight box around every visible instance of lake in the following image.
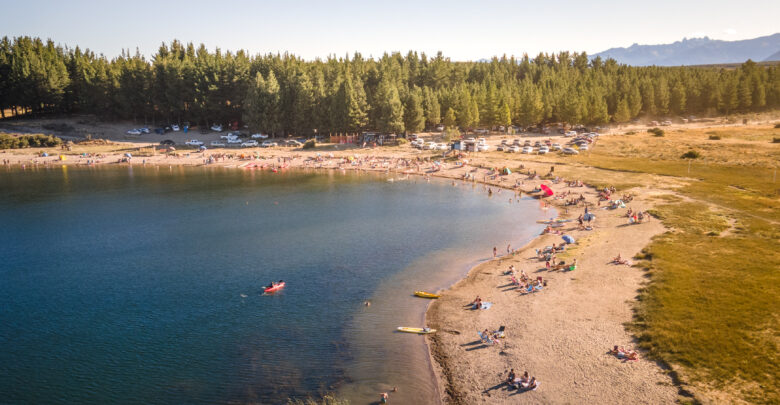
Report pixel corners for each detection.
[0,165,549,404]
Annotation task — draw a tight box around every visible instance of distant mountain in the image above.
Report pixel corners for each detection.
[592,33,780,66]
[764,50,780,62]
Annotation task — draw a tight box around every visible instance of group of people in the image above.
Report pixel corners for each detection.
[626,208,649,224]
[505,369,539,391]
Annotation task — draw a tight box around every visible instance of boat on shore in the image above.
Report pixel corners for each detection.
[414,291,440,299]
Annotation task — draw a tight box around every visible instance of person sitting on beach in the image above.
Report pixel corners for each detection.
[380,392,389,403]
[625,350,639,361]
[471,297,482,309]
[525,376,538,390]
[506,369,516,384]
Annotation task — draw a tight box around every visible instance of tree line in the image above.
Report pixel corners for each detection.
[1,36,778,135]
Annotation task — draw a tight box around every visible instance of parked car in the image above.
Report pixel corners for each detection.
[261,140,277,148]
[210,141,226,147]
[522,146,533,154]
[579,144,589,151]
[210,124,223,132]
[154,128,165,134]
[477,138,487,145]
[508,146,521,153]
[251,133,269,139]
[286,140,303,147]
[437,143,449,151]
[139,127,150,134]
[126,129,142,135]
[551,143,562,151]
[241,140,259,147]
[227,137,242,144]
[500,139,509,145]
[171,124,180,132]
[477,144,490,152]
[435,124,445,132]
[533,141,542,148]
[565,131,577,137]
[661,120,672,126]
[496,145,505,151]
[423,142,437,150]
[562,147,579,155]
[159,139,175,146]
[538,146,549,154]
[185,139,204,146]
[523,140,531,146]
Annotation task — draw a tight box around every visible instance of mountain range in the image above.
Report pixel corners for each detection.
[592,33,780,66]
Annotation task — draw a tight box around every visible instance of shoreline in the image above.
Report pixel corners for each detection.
[2,145,681,403]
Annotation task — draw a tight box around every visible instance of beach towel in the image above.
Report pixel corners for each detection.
[481,302,493,310]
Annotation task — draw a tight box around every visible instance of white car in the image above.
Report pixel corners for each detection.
[551,143,562,151]
[210,125,223,132]
[227,137,242,144]
[185,139,204,146]
[423,142,437,150]
[562,147,579,155]
[437,143,449,151]
[477,137,487,145]
[661,120,672,126]
[477,144,490,152]
[251,133,269,139]
[579,144,589,151]
[506,146,520,153]
[139,127,150,134]
[171,124,180,132]
[126,129,142,135]
[522,146,533,154]
[564,131,577,137]
[411,139,425,148]
[210,141,226,147]
[241,140,259,147]
[538,146,549,154]
[261,140,278,148]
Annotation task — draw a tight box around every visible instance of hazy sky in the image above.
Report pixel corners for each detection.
[2,0,778,60]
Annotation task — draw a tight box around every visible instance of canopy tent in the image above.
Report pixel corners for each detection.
[539,184,554,196]
[562,235,575,244]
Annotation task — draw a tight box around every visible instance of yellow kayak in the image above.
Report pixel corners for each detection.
[397,327,436,334]
[414,291,440,299]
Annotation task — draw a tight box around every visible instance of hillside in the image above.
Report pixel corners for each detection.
[593,33,780,66]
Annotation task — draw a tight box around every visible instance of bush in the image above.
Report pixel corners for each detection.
[773,137,780,144]
[681,150,701,159]
[648,127,664,137]
[774,123,780,128]
[708,135,721,140]
[302,139,316,149]
[397,138,408,145]
[0,133,63,149]
[625,131,636,135]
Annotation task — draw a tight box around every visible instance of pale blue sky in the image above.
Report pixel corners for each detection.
[1,0,778,60]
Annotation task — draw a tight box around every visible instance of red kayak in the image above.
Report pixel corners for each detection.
[264,282,285,293]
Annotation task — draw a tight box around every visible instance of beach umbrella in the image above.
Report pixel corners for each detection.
[562,235,575,244]
[124,153,132,158]
[539,184,554,196]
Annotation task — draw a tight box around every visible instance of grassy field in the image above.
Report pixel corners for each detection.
[545,126,779,403]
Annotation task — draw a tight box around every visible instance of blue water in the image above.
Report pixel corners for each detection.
[0,166,548,404]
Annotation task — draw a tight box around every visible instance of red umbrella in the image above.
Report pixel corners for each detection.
[540,184,554,196]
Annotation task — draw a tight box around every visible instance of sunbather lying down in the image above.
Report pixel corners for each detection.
[609,345,639,361]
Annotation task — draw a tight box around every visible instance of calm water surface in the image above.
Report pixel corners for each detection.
[0,165,549,404]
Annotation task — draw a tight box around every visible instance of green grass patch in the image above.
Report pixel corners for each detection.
[630,203,779,404]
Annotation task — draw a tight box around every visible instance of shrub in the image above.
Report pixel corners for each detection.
[773,137,780,144]
[625,131,636,135]
[0,133,63,149]
[302,139,316,149]
[681,150,701,159]
[774,123,780,128]
[648,127,664,137]
[397,138,408,145]
[708,135,721,140]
